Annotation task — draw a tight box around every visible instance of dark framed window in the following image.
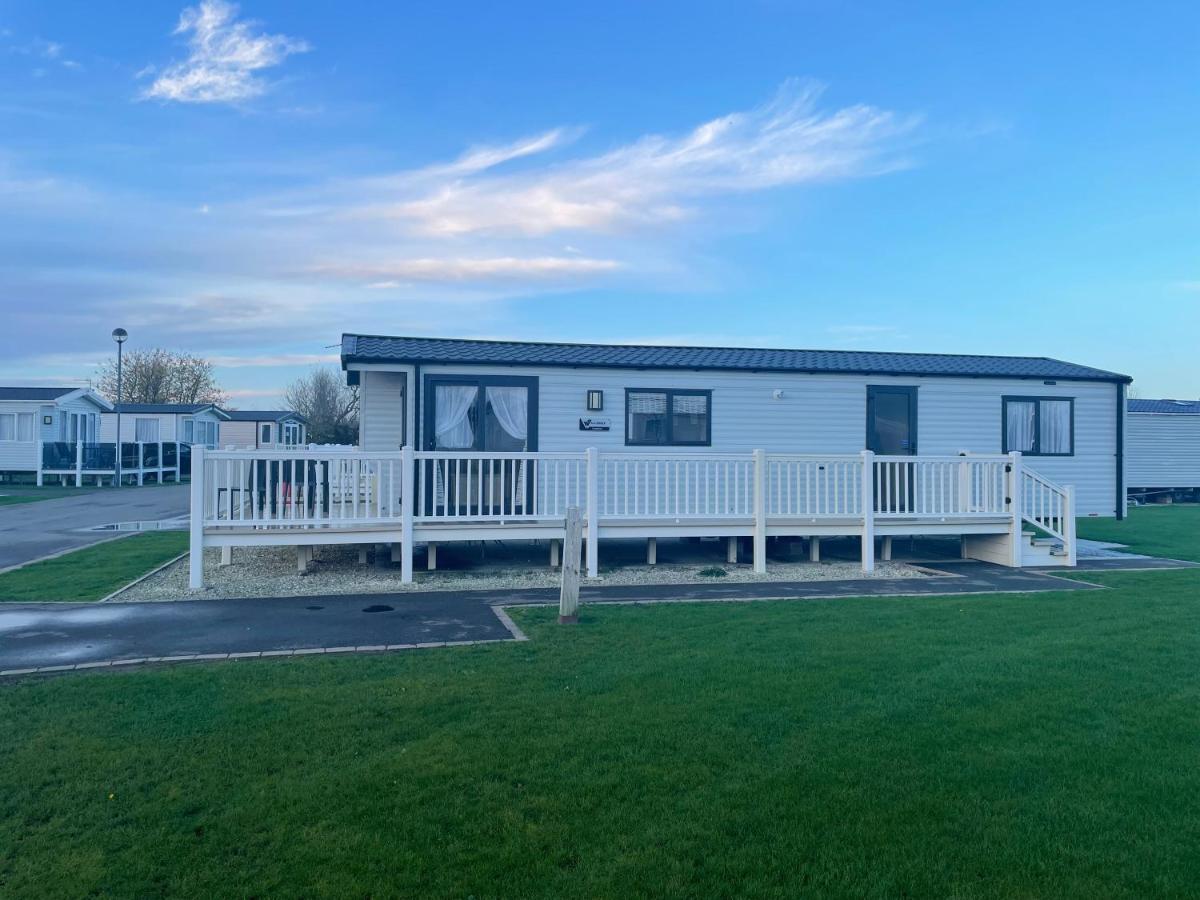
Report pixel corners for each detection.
[261,424,272,444]
[423,374,539,451]
[1002,396,1074,456]
[625,388,711,446]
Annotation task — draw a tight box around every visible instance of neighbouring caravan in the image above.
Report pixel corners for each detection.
[0,387,112,481]
[100,403,229,449]
[1126,399,1200,501]
[220,410,308,449]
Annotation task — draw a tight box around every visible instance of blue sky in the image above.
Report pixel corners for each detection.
[1,1,1197,405]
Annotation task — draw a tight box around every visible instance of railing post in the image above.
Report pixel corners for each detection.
[36,440,43,487]
[1008,451,1023,567]
[157,441,164,484]
[189,446,205,589]
[559,506,583,623]
[137,441,144,486]
[400,445,414,584]
[958,452,971,513]
[1064,484,1077,566]
[75,439,83,488]
[585,448,599,578]
[860,450,875,573]
[752,449,767,574]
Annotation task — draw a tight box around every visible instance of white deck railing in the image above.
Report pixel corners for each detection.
[190,447,1075,586]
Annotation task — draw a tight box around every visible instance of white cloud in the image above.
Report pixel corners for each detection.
[143,0,309,104]
[343,80,917,237]
[312,256,620,283]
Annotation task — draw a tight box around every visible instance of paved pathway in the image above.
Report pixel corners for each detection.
[7,558,1195,676]
[0,485,189,571]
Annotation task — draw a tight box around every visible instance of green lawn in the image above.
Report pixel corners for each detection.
[0,486,104,506]
[1077,504,1200,561]
[1,514,1198,897]
[0,531,187,602]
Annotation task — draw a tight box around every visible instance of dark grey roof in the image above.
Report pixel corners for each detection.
[0,386,82,401]
[223,410,306,423]
[342,334,1133,383]
[112,403,228,418]
[1129,399,1200,415]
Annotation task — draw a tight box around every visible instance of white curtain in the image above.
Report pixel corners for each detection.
[136,418,160,442]
[434,385,478,449]
[486,386,528,446]
[1039,400,1071,453]
[1006,401,1035,453]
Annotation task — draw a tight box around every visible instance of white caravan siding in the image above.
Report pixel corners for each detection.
[220,421,259,449]
[100,413,179,443]
[1127,414,1200,489]
[359,371,406,451]
[0,401,39,471]
[413,364,1122,517]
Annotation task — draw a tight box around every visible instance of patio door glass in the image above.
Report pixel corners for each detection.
[867,386,917,512]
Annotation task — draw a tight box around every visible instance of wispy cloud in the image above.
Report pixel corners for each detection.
[341,80,918,237]
[143,0,309,104]
[311,256,620,284]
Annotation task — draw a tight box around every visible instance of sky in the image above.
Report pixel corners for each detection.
[1,1,1197,406]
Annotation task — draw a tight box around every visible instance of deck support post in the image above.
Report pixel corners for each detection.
[390,542,402,564]
[220,545,232,567]
[296,546,308,574]
[726,536,738,564]
[1008,451,1023,568]
[137,442,144,486]
[157,441,164,484]
[647,537,657,565]
[1064,484,1077,566]
[358,547,368,565]
[809,536,821,563]
[188,446,205,590]
[861,450,875,573]
[549,539,560,568]
[400,445,415,584]
[35,440,43,487]
[585,447,599,578]
[75,440,83,488]
[427,542,437,570]
[752,449,767,574]
[881,535,892,561]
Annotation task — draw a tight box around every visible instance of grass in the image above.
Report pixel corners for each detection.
[0,485,104,505]
[1077,504,1200,561]
[0,531,187,602]
[1,512,1198,897]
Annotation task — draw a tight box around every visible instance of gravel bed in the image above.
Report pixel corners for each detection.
[115,544,928,602]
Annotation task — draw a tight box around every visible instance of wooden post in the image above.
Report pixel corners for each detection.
[860,450,875,573]
[1008,451,1023,568]
[752,449,767,574]
[188,446,205,589]
[400,445,414,584]
[549,539,560,568]
[358,546,368,565]
[809,536,821,563]
[559,506,582,624]
[391,542,402,563]
[647,537,657,565]
[585,448,599,578]
[220,545,232,567]
[1065,484,1077,566]
[726,535,738,564]
[427,542,438,570]
[881,535,893,561]
[296,546,308,574]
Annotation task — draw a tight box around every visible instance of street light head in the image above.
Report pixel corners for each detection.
[112,328,128,344]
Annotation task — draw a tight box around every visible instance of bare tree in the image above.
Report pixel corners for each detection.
[283,366,359,445]
[93,349,227,405]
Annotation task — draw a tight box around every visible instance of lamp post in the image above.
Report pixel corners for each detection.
[112,328,127,487]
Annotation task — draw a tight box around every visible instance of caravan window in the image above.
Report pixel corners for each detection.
[0,413,34,441]
[135,418,160,442]
[1003,397,1074,456]
[625,389,711,447]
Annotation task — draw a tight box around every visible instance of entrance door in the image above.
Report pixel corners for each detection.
[867,387,917,512]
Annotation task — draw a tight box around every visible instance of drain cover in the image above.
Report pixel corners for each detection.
[362,604,394,613]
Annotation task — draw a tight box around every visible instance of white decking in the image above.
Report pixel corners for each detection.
[187,447,1077,588]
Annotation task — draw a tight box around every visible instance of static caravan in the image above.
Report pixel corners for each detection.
[1126,399,1200,501]
[220,410,308,449]
[0,387,113,482]
[187,334,1132,588]
[100,403,228,449]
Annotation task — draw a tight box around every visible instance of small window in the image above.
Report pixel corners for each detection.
[261,424,272,444]
[1003,397,1074,456]
[0,414,13,441]
[135,418,160,442]
[16,413,33,442]
[625,389,711,446]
